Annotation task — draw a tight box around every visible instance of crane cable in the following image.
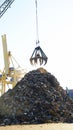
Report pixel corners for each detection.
[35,0,39,46]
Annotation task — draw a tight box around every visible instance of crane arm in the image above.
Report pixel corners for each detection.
[0,0,15,18]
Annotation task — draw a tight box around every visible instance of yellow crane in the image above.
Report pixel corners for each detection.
[0,34,26,96]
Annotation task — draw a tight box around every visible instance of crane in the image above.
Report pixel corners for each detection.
[0,34,26,95]
[0,0,48,66]
[30,0,48,66]
[0,0,15,18]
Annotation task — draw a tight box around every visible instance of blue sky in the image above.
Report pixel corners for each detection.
[0,0,73,89]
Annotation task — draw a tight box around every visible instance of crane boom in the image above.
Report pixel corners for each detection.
[0,0,15,18]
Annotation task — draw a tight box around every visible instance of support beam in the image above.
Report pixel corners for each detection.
[2,34,9,75]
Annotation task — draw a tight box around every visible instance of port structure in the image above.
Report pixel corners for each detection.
[0,34,26,95]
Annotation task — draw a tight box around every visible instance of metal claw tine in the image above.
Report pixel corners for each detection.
[40,58,43,65]
[44,58,47,65]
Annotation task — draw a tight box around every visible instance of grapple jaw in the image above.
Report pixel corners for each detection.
[30,46,48,66]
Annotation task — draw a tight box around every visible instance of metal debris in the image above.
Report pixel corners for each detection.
[0,68,73,125]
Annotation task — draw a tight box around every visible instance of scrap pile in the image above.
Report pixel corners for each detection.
[0,68,73,125]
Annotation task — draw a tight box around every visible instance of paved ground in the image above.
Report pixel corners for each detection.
[0,123,73,130]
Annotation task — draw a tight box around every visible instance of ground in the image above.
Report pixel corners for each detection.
[0,123,73,130]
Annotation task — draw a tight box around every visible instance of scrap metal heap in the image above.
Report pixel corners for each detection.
[0,68,73,125]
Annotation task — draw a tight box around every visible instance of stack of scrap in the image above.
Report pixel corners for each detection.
[0,68,73,125]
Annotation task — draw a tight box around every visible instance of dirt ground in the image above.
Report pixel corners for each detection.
[0,123,73,130]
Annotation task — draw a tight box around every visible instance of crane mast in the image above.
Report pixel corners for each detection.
[0,0,15,18]
[2,34,9,75]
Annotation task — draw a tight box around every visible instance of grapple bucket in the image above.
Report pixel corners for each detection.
[30,0,48,66]
[30,46,48,65]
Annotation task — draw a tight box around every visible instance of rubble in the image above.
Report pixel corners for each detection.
[0,68,73,125]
